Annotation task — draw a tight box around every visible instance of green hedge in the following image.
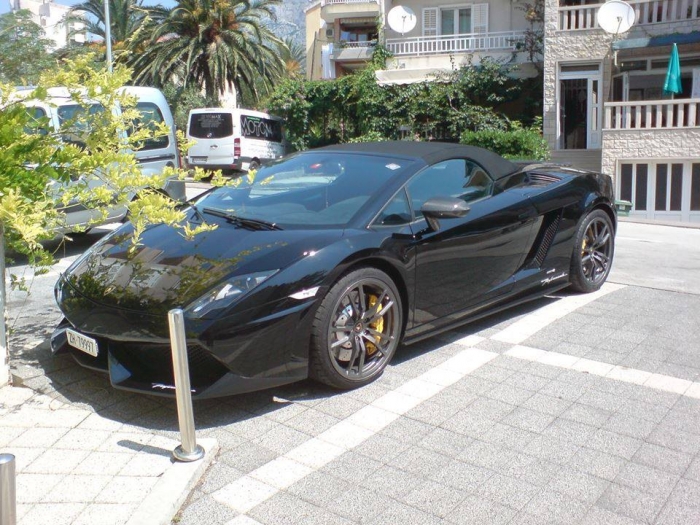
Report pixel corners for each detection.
[460,126,549,161]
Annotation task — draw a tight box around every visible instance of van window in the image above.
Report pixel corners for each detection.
[57,103,104,147]
[189,113,233,139]
[24,107,49,135]
[131,102,169,150]
[240,114,282,143]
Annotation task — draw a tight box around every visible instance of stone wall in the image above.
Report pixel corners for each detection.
[602,128,700,175]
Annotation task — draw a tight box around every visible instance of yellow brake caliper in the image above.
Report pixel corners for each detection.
[366,295,384,356]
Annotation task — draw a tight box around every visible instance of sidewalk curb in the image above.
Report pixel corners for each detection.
[126,438,218,525]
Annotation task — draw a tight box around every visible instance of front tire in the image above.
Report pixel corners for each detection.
[569,209,615,293]
[310,268,402,389]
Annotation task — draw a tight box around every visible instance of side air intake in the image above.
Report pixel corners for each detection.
[526,172,562,187]
[522,210,562,269]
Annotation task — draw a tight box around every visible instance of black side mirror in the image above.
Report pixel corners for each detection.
[420,197,470,231]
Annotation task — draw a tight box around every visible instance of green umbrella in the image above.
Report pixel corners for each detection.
[663,43,682,97]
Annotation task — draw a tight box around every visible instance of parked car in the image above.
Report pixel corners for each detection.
[51,142,616,398]
[185,108,285,173]
[20,86,186,231]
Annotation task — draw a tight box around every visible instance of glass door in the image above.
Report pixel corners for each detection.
[558,64,602,150]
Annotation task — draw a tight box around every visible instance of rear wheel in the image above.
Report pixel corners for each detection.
[310,268,402,389]
[569,209,615,293]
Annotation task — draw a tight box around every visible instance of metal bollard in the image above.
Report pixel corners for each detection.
[0,453,16,525]
[168,309,205,462]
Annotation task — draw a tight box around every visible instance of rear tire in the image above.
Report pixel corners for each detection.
[310,268,402,389]
[569,209,615,293]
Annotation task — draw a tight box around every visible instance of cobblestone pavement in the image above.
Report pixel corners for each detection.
[5,221,700,525]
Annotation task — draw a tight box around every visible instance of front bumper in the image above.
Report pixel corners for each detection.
[52,277,318,398]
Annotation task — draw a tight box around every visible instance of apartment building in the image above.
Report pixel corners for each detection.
[9,0,85,50]
[543,0,700,223]
[305,0,539,84]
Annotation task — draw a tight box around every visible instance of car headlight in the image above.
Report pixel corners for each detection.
[186,270,278,318]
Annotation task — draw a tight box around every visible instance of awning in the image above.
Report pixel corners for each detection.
[612,31,700,51]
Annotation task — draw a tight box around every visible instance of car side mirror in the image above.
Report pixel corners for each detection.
[420,197,470,231]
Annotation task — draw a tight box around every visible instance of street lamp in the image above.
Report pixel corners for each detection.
[104,0,113,72]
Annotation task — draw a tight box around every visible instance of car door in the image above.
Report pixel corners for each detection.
[407,158,538,332]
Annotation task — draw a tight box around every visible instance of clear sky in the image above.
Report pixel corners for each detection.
[1,0,175,16]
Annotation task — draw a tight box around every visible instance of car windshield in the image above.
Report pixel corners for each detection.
[192,152,416,229]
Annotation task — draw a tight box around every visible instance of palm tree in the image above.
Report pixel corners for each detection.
[126,0,285,105]
[64,0,146,47]
[280,37,306,79]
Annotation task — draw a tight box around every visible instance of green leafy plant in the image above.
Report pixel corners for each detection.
[460,120,549,161]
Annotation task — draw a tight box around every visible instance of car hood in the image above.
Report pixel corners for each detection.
[61,217,344,315]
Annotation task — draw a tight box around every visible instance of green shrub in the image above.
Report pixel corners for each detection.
[460,123,549,161]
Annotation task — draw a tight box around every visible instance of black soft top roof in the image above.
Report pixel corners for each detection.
[315,141,519,180]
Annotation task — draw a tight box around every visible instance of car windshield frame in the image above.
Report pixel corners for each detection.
[191,151,418,230]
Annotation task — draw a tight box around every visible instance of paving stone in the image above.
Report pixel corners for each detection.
[401,480,469,517]
[219,443,279,474]
[459,440,519,471]
[355,432,411,462]
[249,492,353,525]
[576,390,627,412]
[647,425,700,455]
[428,460,494,492]
[329,484,396,523]
[371,499,444,525]
[560,402,612,427]
[484,383,534,406]
[520,392,572,418]
[379,416,434,445]
[321,451,382,484]
[585,429,643,460]
[445,494,517,525]
[386,445,451,477]
[502,454,560,487]
[684,456,700,482]
[520,362,563,380]
[632,443,693,477]
[596,483,667,523]
[198,461,245,495]
[601,414,658,440]
[546,467,610,505]
[252,424,311,455]
[17,502,86,525]
[451,375,500,395]
[43,474,111,503]
[579,506,645,525]
[503,371,553,393]
[501,407,555,433]
[666,478,700,509]
[474,473,540,511]
[73,503,138,525]
[522,489,591,523]
[524,435,580,465]
[541,418,598,446]
[617,398,670,424]
[405,400,461,426]
[441,411,498,438]
[418,427,474,458]
[569,447,629,482]
[480,422,538,451]
[287,470,352,507]
[282,408,340,436]
[470,364,516,383]
[359,464,423,499]
[539,380,586,402]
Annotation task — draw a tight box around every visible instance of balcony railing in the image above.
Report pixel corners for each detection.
[386,31,526,57]
[604,99,700,130]
[559,0,700,30]
[320,0,378,5]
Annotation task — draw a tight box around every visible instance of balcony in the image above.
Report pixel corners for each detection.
[604,99,700,129]
[559,0,700,31]
[321,0,379,23]
[385,31,526,57]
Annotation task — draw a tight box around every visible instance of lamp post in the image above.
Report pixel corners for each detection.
[104,0,112,72]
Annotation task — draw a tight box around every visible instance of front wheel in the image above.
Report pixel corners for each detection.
[569,209,615,293]
[310,268,402,389]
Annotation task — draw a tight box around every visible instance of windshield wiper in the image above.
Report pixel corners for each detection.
[201,207,281,231]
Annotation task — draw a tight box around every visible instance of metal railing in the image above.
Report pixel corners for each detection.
[385,30,526,57]
[604,98,700,129]
[320,0,378,5]
[559,0,700,30]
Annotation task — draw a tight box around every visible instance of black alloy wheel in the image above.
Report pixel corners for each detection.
[570,209,615,293]
[310,268,402,389]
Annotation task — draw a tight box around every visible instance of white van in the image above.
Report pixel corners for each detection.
[186,108,285,172]
[20,86,185,230]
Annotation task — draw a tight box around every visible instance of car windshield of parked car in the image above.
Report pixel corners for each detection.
[192,152,416,229]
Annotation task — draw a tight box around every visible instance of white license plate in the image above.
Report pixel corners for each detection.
[66,329,99,357]
[190,157,207,164]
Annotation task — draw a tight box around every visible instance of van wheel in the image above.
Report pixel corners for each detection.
[248,160,260,172]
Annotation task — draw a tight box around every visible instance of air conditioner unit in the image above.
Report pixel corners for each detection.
[325,28,334,38]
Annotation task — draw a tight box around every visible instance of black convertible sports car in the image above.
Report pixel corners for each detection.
[52,142,616,398]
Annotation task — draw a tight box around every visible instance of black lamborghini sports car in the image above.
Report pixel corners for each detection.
[52,142,616,398]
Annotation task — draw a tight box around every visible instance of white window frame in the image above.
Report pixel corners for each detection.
[422,3,488,37]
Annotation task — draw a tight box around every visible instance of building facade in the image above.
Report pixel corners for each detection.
[305,0,540,84]
[10,0,85,50]
[543,0,700,223]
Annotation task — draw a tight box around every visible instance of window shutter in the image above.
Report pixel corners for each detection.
[422,8,438,36]
[473,4,489,34]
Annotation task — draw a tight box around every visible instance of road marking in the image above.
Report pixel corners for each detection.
[505,345,700,399]
[212,344,498,513]
[491,283,625,345]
